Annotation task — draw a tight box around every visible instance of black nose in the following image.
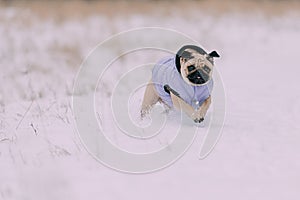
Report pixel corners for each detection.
[187,69,209,85]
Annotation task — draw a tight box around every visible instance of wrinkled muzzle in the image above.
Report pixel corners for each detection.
[186,65,210,85]
[177,46,219,86]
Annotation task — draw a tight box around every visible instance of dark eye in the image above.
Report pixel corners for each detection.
[203,65,211,73]
[187,65,196,72]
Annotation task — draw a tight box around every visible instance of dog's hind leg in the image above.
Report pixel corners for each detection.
[141,80,160,117]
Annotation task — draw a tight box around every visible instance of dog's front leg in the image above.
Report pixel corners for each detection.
[170,92,195,117]
[141,81,160,117]
[195,96,211,120]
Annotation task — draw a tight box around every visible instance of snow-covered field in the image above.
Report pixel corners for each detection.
[1,1,300,199]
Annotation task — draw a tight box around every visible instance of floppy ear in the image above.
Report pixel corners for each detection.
[208,51,220,58]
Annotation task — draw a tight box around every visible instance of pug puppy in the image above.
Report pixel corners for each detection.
[141,45,220,123]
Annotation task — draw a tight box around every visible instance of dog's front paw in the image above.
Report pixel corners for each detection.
[140,104,153,118]
[194,117,204,123]
[193,113,204,123]
[140,108,151,119]
[191,111,205,123]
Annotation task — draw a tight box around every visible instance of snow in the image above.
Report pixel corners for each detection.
[1,2,300,200]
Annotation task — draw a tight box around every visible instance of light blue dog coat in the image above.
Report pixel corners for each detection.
[152,56,213,109]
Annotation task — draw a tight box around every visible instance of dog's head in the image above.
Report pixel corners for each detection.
[175,45,220,86]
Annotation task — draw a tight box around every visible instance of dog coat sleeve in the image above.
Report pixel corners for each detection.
[151,57,176,107]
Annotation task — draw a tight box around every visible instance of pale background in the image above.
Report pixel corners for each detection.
[0,1,300,200]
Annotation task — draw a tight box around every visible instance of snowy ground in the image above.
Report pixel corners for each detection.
[1,1,300,200]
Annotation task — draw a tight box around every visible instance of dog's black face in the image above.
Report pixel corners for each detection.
[176,46,219,86]
[179,48,215,86]
[186,65,210,85]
